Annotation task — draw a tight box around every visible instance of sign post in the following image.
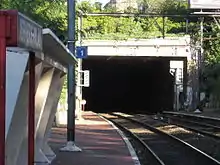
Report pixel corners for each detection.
[76,46,88,59]
[0,10,43,165]
[76,46,88,120]
[59,0,82,153]
[82,70,90,87]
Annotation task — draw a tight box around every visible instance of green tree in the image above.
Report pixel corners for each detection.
[138,0,165,13]
[3,0,67,41]
[2,0,190,41]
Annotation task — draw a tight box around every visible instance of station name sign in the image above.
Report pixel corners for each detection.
[18,13,42,51]
[189,0,220,9]
[0,10,43,52]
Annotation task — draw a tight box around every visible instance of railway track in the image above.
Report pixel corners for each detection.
[134,113,220,161]
[100,114,164,165]
[162,111,220,126]
[100,113,220,165]
[158,112,220,139]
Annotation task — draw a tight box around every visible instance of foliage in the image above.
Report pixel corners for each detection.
[59,75,67,105]
[1,0,202,106]
[1,0,189,40]
[75,0,189,40]
[2,0,67,41]
[201,21,220,97]
[204,24,220,65]
[3,0,220,108]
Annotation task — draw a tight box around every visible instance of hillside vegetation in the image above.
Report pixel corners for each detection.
[2,0,220,109]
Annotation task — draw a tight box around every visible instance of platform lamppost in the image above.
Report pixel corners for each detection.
[60,0,81,152]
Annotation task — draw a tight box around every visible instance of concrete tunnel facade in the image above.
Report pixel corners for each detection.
[82,57,175,114]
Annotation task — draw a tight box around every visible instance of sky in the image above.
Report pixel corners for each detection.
[78,0,110,5]
[98,0,109,4]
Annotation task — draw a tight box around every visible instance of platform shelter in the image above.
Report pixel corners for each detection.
[0,10,76,165]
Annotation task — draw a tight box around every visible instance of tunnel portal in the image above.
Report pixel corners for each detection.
[82,57,174,114]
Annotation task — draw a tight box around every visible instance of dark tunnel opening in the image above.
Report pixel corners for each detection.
[82,57,174,114]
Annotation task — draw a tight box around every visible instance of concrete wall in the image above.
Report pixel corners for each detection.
[6,49,29,137]
[79,37,191,58]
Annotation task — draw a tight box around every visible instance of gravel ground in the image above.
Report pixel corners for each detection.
[105,113,220,164]
[135,115,220,161]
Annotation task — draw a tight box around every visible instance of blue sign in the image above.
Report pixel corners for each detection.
[76,46,88,59]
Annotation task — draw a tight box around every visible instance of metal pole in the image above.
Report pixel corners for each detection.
[60,0,81,152]
[83,13,215,18]
[28,52,35,165]
[197,17,204,107]
[200,17,204,68]
[67,0,76,143]
[162,16,165,39]
[185,18,189,34]
[77,14,83,119]
[174,69,177,111]
[78,13,83,46]
[183,58,188,107]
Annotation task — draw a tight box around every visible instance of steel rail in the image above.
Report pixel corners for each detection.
[112,112,220,165]
[158,114,220,139]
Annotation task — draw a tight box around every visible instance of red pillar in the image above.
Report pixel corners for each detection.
[0,16,7,165]
[28,52,35,165]
[0,11,38,165]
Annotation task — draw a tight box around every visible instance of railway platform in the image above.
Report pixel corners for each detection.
[189,109,220,118]
[164,109,220,119]
[49,111,138,165]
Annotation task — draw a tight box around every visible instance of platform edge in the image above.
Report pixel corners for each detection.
[97,113,141,165]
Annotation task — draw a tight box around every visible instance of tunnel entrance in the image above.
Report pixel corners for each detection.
[82,56,174,114]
